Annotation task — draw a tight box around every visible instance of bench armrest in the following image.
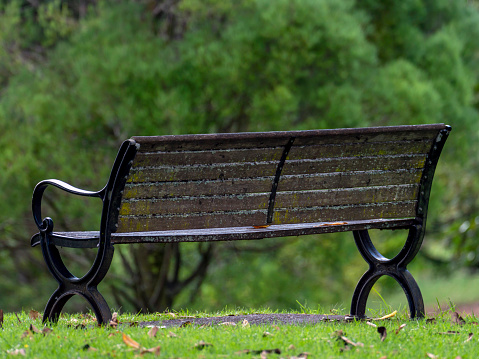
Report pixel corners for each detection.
[32,179,105,232]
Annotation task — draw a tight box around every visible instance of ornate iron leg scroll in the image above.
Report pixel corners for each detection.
[39,218,114,325]
[349,225,425,319]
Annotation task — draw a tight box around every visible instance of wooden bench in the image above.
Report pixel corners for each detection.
[31,124,451,324]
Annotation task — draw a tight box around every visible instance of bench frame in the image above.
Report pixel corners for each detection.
[32,125,451,324]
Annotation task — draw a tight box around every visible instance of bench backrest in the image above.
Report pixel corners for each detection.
[114,124,449,233]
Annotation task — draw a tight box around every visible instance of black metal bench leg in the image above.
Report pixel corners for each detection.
[39,224,114,325]
[350,228,425,319]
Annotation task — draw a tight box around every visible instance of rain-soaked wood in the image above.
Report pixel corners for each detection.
[31,123,451,324]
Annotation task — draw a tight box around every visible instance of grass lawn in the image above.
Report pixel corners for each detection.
[0,308,477,358]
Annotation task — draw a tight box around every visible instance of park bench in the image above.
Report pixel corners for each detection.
[31,124,451,324]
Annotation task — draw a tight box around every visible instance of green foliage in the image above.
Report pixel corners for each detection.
[0,0,478,312]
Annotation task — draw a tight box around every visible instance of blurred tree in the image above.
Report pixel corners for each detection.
[0,0,478,312]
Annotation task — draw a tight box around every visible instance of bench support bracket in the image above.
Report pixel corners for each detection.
[349,226,425,319]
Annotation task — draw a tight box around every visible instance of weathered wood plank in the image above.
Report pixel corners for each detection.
[286,140,431,161]
[127,162,279,183]
[117,210,269,232]
[123,177,274,199]
[281,155,426,176]
[120,193,270,216]
[277,169,422,192]
[271,201,417,224]
[134,147,283,167]
[274,184,418,209]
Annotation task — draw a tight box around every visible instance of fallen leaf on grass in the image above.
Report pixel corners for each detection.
[438,331,460,335]
[7,349,26,356]
[451,312,466,325]
[465,333,474,343]
[426,318,436,324]
[395,324,406,334]
[28,310,40,320]
[122,333,141,349]
[377,326,387,342]
[140,346,161,355]
[242,319,250,328]
[366,321,377,328]
[109,312,119,329]
[374,311,397,320]
[167,331,177,338]
[219,322,236,326]
[148,326,160,338]
[340,335,361,347]
[426,353,438,359]
[194,340,213,350]
[262,331,273,337]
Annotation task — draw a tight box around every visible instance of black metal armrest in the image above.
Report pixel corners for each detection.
[32,179,106,232]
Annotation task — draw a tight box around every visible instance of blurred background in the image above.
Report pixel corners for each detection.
[0,0,478,316]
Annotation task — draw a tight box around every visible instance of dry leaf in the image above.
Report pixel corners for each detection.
[167,331,178,338]
[451,312,466,325]
[28,310,40,320]
[395,324,406,334]
[109,312,119,329]
[262,331,273,337]
[242,319,250,328]
[180,321,192,328]
[122,333,141,349]
[288,344,296,350]
[465,333,474,343]
[374,310,397,320]
[29,324,42,334]
[82,344,98,351]
[194,340,212,350]
[426,353,438,359]
[7,349,26,356]
[438,331,460,335]
[252,225,270,229]
[148,326,159,338]
[426,318,436,324]
[366,321,377,328]
[140,346,161,355]
[340,336,358,347]
[377,326,387,342]
[219,322,236,326]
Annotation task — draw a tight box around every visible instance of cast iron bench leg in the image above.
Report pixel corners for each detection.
[40,225,113,325]
[350,227,425,319]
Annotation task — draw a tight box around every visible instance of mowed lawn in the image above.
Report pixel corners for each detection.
[0,309,477,358]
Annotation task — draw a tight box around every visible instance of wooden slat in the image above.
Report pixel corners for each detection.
[128,162,278,183]
[277,169,422,192]
[286,140,431,160]
[117,210,268,232]
[123,177,274,199]
[120,193,270,216]
[134,147,283,167]
[271,201,417,224]
[274,184,418,209]
[281,155,426,176]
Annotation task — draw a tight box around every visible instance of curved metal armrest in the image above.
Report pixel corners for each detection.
[32,179,105,231]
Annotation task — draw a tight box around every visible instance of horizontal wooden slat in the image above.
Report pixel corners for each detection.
[281,155,426,176]
[271,201,417,224]
[286,140,431,161]
[134,147,283,167]
[128,162,278,183]
[132,125,445,152]
[123,177,274,199]
[120,193,270,216]
[274,185,418,209]
[277,169,422,192]
[117,209,268,232]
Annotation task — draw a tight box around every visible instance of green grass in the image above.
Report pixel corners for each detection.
[0,308,478,358]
